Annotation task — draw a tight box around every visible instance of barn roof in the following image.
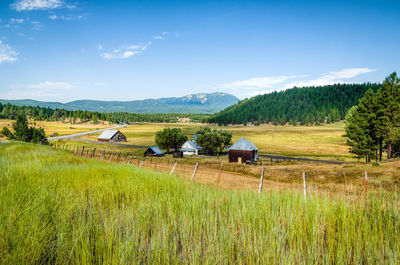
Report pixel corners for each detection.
[181,140,201,151]
[147,146,164,155]
[98,130,119,140]
[228,137,258,151]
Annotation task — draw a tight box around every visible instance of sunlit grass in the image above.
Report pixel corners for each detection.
[0,142,399,264]
[0,119,350,159]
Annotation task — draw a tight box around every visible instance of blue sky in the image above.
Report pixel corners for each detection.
[0,0,399,102]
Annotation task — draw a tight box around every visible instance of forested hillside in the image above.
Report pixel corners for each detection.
[208,83,380,125]
[0,103,208,124]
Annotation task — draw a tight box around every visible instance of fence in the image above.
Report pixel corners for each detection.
[51,143,389,199]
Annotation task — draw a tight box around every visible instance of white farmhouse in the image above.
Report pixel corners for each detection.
[180,140,201,156]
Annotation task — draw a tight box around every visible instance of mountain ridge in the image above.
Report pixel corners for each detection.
[0,92,239,114]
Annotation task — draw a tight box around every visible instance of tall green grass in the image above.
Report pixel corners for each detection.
[0,142,399,264]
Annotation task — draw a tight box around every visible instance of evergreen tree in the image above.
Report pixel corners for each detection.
[1,127,14,139]
[13,114,31,142]
[344,90,379,162]
[375,72,400,159]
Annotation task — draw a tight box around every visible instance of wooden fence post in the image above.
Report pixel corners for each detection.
[116,152,121,162]
[259,167,265,193]
[92,148,96,158]
[80,146,85,157]
[191,163,199,182]
[139,160,144,169]
[364,171,368,195]
[303,172,307,200]
[127,156,133,164]
[109,152,114,162]
[170,161,177,175]
[216,162,224,186]
[85,150,89,158]
[101,150,105,161]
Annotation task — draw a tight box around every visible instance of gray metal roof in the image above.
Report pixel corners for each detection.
[98,130,119,140]
[148,146,164,155]
[228,137,258,151]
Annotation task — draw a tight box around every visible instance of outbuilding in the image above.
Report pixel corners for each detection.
[144,146,164,157]
[228,137,258,164]
[97,130,127,142]
[180,140,201,156]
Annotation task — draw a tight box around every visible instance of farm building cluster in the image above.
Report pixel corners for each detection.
[97,130,258,164]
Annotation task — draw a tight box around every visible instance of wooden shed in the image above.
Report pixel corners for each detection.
[144,146,164,157]
[97,130,127,142]
[228,137,258,164]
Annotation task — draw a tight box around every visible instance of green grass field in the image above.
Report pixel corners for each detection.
[1,142,399,264]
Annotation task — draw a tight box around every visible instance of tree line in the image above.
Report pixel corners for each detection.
[345,72,400,162]
[207,83,380,126]
[0,103,208,124]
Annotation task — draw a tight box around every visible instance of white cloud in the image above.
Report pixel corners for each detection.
[10,81,73,90]
[282,68,375,90]
[0,40,18,63]
[100,43,150,60]
[3,81,73,101]
[12,0,64,11]
[217,75,300,90]
[100,33,167,60]
[10,18,25,23]
[48,14,85,20]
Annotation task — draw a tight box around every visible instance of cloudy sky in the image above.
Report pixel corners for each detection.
[0,0,399,102]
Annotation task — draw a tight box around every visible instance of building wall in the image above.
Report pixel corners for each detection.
[229,150,256,163]
[110,132,127,142]
[183,150,198,156]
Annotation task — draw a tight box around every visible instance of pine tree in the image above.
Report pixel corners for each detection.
[376,72,400,159]
[344,90,379,162]
[12,114,31,142]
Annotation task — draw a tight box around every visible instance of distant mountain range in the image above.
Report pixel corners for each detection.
[0,92,239,114]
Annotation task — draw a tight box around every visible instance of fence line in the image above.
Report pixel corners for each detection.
[51,144,381,196]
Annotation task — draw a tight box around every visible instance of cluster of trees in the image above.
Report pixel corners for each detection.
[196,127,232,155]
[345,72,400,162]
[208,83,380,126]
[155,128,188,153]
[0,103,208,124]
[154,127,232,155]
[1,115,48,144]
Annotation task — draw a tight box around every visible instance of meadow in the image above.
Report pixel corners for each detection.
[0,119,350,160]
[0,142,399,264]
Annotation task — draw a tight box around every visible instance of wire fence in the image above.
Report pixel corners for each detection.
[51,143,396,199]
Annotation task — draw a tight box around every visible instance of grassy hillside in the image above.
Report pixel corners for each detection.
[208,83,380,125]
[1,142,399,264]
